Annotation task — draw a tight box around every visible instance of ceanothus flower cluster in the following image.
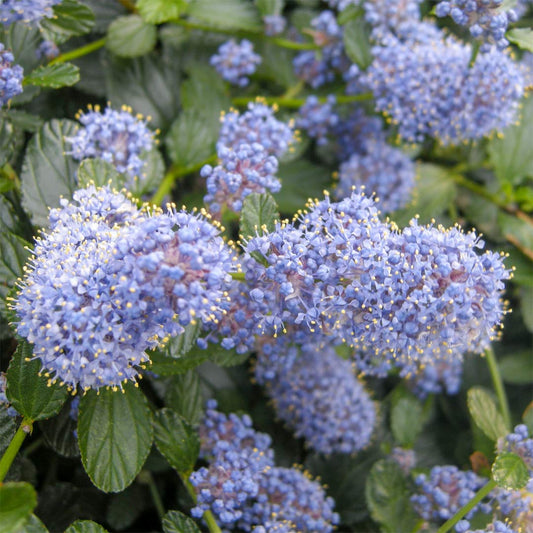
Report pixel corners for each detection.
[494,481,533,533]
[255,343,376,454]
[498,425,533,475]
[67,105,155,181]
[436,0,517,50]
[363,0,424,41]
[211,39,261,87]
[296,95,338,146]
[0,0,60,25]
[455,519,518,533]
[12,185,235,390]
[0,43,23,107]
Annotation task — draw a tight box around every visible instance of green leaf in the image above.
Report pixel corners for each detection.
[41,0,95,41]
[77,158,123,189]
[492,452,530,490]
[5,111,43,132]
[137,0,188,24]
[391,397,424,447]
[149,349,210,376]
[167,322,202,359]
[0,406,17,458]
[130,147,165,197]
[20,119,79,228]
[365,460,418,533]
[240,192,279,239]
[79,0,127,32]
[106,485,147,531]
[498,211,533,257]
[16,514,49,533]
[106,15,157,58]
[78,382,153,492]
[25,63,80,89]
[523,402,533,435]
[507,28,533,52]
[153,408,199,474]
[188,0,262,31]
[6,340,68,421]
[165,371,204,425]
[162,510,201,533]
[39,399,80,458]
[488,96,533,185]
[64,521,109,533]
[500,350,533,384]
[0,482,37,533]
[165,109,217,167]
[343,16,372,69]
[467,387,509,441]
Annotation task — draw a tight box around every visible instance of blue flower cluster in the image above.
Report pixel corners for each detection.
[456,519,518,533]
[498,425,533,474]
[263,14,286,36]
[0,0,60,25]
[0,43,23,107]
[363,0,423,41]
[67,105,155,182]
[252,521,296,533]
[190,400,339,531]
[405,355,463,399]
[411,466,491,521]
[296,96,338,146]
[36,39,59,61]
[494,481,533,532]
[13,185,235,390]
[436,0,517,50]
[255,343,376,454]
[211,39,261,87]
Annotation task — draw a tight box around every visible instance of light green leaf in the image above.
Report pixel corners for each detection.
[41,0,95,41]
[106,15,157,58]
[6,340,68,421]
[77,158,123,189]
[240,192,279,239]
[165,371,204,425]
[78,383,153,492]
[64,520,109,533]
[342,16,372,69]
[255,0,283,15]
[188,0,262,30]
[500,350,533,384]
[153,408,199,475]
[16,514,49,533]
[162,510,201,533]
[492,452,530,490]
[507,28,533,52]
[25,63,80,89]
[79,0,127,32]
[391,397,424,447]
[467,387,509,441]
[137,0,188,24]
[0,482,37,533]
[20,119,79,228]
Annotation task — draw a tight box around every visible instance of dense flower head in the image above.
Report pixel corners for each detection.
[296,95,339,146]
[255,343,376,454]
[336,139,416,212]
[363,34,525,144]
[455,519,518,533]
[405,355,464,398]
[252,521,297,533]
[0,0,60,25]
[498,425,533,474]
[13,185,234,390]
[218,102,295,158]
[411,466,491,521]
[436,0,517,50]
[263,14,286,36]
[36,39,59,60]
[0,43,23,107]
[201,143,280,215]
[67,105,155,180]
[494,481,533,532]
[363,0,423,40]
[211,39,261,87]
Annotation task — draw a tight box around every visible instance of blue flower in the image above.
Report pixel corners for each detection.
[263,14,286,36]
[363,0,423,41]
[296,95,339,146]
[36,39,59,60]
[498,425,533,475]
[0,0,60,25]
[211,39,261,87]
[0,43,23,107]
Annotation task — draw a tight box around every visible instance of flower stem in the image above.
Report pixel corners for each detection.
[484,346,512,430]
[436,479,497,533]
[48,38,107,66]
[232,92,373,109]
[0,417,33,482]
[179,473,222,533]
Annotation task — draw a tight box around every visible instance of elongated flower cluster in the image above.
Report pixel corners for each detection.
[0,0,60,25]
[296,95,338,146]
[363,33,525,144]
[255,344,376,454]
[12,185,234,390]
[190,401,338,531]
[0,44,23,107]
[211,39,261,87]
[436,0,517,50]
[411,466,491,521]
[67,105,155,181]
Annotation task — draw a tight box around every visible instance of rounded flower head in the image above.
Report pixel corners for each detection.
[0,43,23,107]
[13,185,234,390]
[0,0,60,25]
[211,39,261,87]
[255,344,376,454]
[67,105,155,182]
[364,0,423,40]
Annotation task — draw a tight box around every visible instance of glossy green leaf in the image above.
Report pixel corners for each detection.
[25,63,80,89]
[39,399,80,458]
[106,15,157,58]
[391,397,424,447]
[0,482,37,533]
[149,349,210,376]
[165,371,204,425]
[188,0,262,31]
[137,0,188,23]
[41,0,95,41]
[343,16,372,69]
[255,0,284,15]
[162,510,201,533]
[167,322,202,359]
[78,382,153,492]
[16,514,49,533]
[5,110,44,132]
[64,520,109,533]
[153,408,199,475]
[467,387,509,441]
[492,452,530,490]
[130,147,165,197]
[507,28,533,52]
[0,406,17,458]
[77,158,123,189]
[365,460,418,533]
[240,192,279,239]
[500,350,533,384]
[20,119,79,228]
[6,340,68,421]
